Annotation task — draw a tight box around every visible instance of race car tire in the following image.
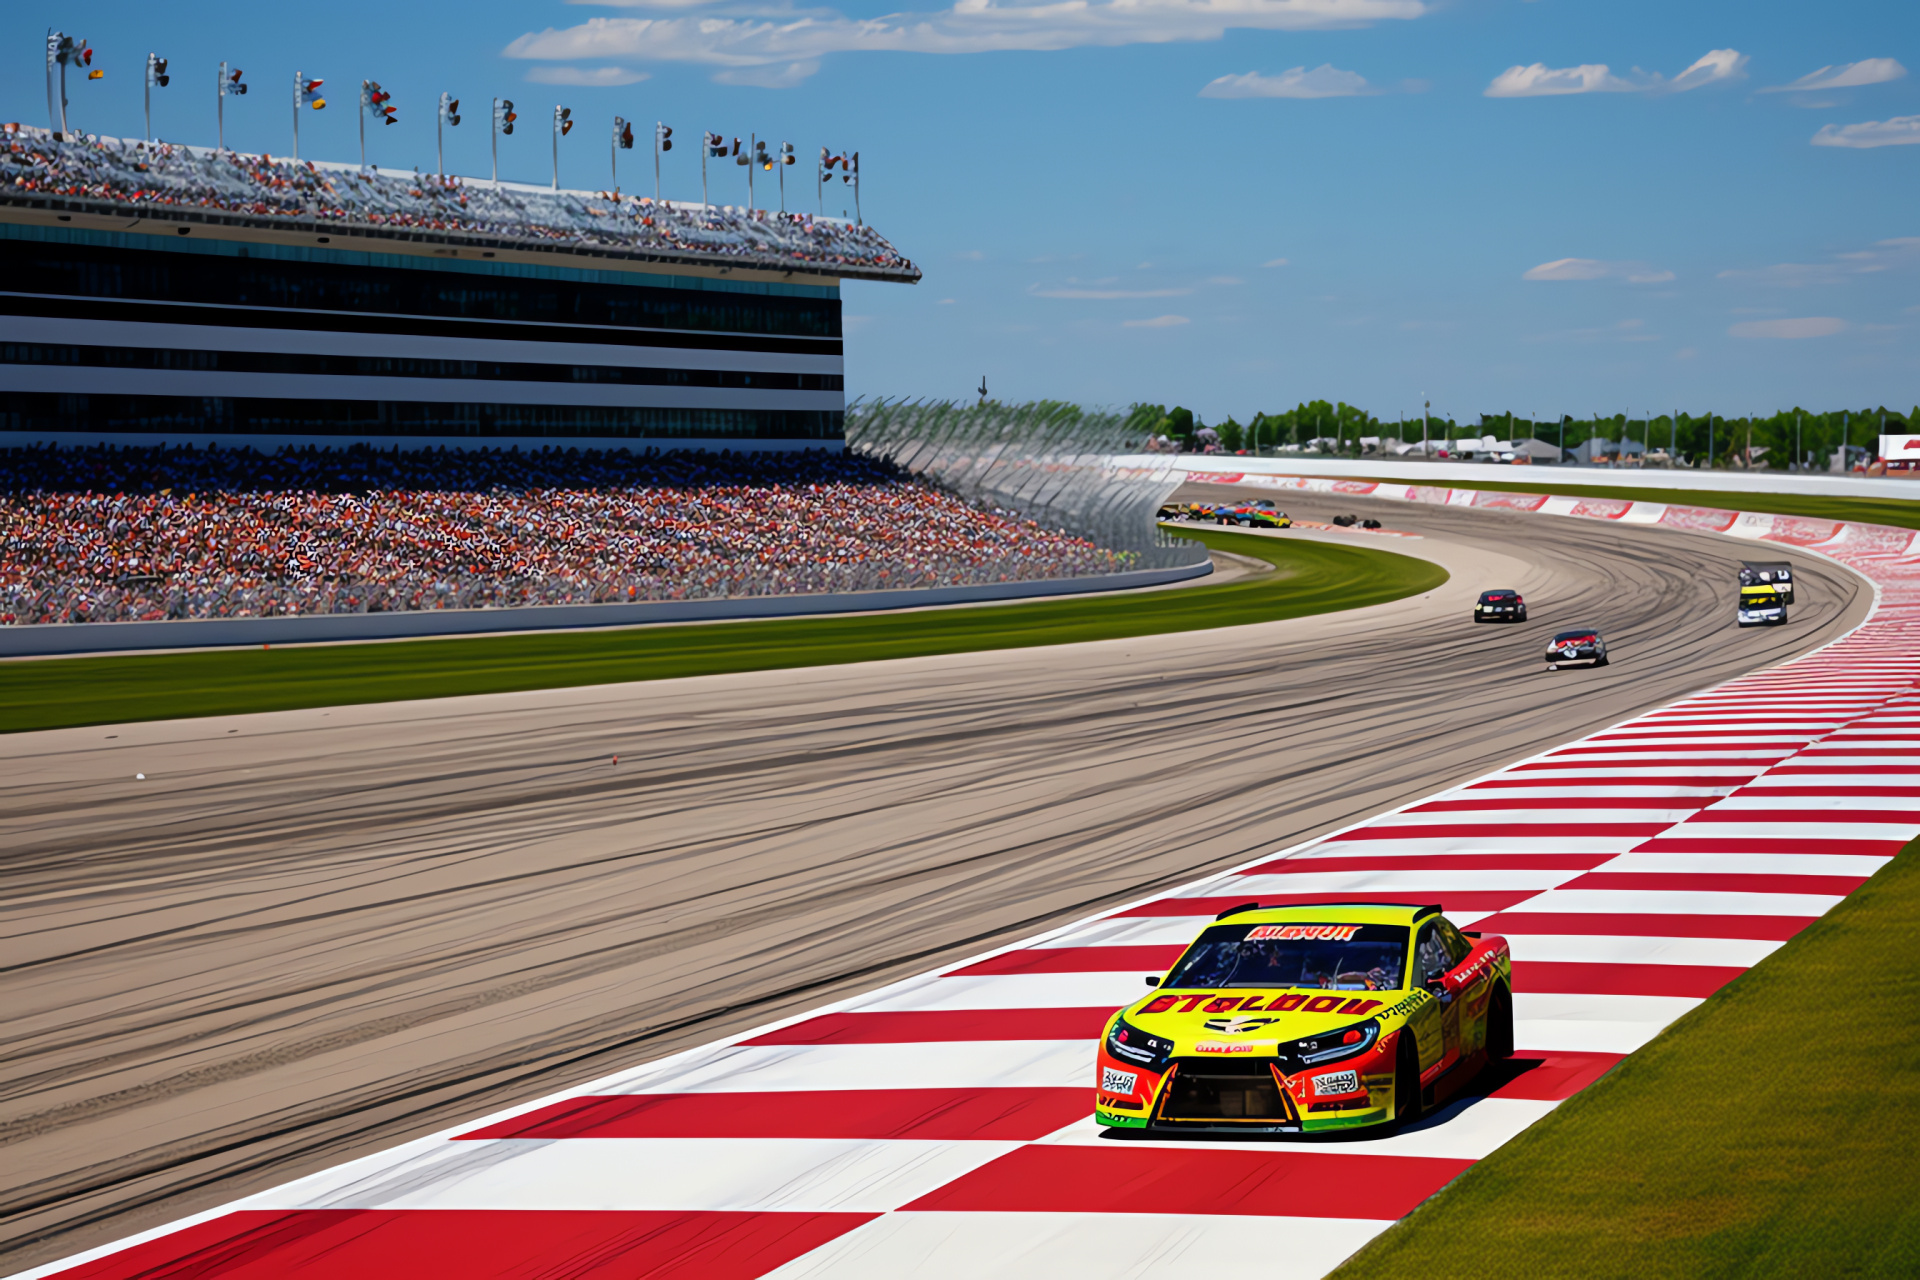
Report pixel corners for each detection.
[1394,1033,1424,1127]
[1486,983,1514,1060]
[1596,654,1610,667]
[1517,610,1528,622]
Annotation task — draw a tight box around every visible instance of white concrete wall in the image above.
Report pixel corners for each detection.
[0,560,1213,658]
[1139,454,1920,502]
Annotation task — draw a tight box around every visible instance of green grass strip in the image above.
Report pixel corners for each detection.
[1267,473,1920,532]
[0,529,1445,733]
[1330,835,1920,1280]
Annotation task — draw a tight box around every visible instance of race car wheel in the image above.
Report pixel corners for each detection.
[1596,654,1610,667]
[1394,1033,1424,1127]
[1517,610,1528,622]
[1486,983,1514,1060]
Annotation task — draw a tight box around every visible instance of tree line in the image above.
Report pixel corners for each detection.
[1131,403,1917,466]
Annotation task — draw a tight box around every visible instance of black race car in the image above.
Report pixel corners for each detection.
[1545,628,1608,669]
[1474,589,1527,623]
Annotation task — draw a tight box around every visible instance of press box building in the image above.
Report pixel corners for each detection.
[0,127,917,450]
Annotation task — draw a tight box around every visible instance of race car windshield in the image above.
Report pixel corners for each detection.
[1161,923,1410,991]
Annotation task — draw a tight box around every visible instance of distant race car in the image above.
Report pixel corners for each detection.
[1157,503,1186,521]
[1474,589,1527,623]
[1545,628,1608,669]
[1739,560,1795,604]
[1094,902,1513,1135]
[1738,584,1788,627]
[1216,500,1293,529]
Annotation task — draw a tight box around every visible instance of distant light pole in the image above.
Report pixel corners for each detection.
[738,133,765,209]
[702,132,731,209]
[144,53,169,143]
[612,115,632,192]
[1796,410,1803,471]
[551,104,572,190]
[491,97,517,186]
[46,31,100,140]
[293,74,326,162]
[218,62,248,154]
[1422,399,1430,456]
[653,122,671,201]
[775,140,794,212]
[437,93,461,180]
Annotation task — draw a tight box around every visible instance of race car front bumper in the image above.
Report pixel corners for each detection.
[1095,1047,1396,1134]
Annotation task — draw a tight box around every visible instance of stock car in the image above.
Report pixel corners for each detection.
[1738,584,1788,627]
[1216,499,1293,529]
[1545,628,1608,669]
[1473,589,1528,623]
[1094,902,1513,1135]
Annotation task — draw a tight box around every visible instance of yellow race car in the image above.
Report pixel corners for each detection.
[1095,902,1513,1134]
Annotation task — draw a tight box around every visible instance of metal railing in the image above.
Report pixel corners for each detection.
[847,399,1206,570]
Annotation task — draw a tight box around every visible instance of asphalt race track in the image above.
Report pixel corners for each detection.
[0,489,1873,1273]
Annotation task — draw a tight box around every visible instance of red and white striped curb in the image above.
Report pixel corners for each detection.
[25,491,1920,1280]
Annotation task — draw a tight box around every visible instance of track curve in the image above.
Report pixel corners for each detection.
[0,490,1872,1272]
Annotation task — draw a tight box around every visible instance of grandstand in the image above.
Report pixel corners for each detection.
[0,443,1128,626]
[0,126,918,452]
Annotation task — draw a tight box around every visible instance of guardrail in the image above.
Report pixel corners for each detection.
[0,558,1213,658]
[1150,453,1920,502]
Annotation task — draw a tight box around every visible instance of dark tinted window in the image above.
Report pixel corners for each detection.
[1164,922,1409,992]
[3,241,841,339]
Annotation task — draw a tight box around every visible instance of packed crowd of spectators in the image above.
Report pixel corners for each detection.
[1,125,916,278]
[0,444,1130,626]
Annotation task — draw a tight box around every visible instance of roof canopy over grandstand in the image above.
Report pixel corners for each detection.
[0,125,919,284]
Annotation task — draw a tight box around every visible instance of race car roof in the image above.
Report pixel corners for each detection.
[1211,901,1441,926]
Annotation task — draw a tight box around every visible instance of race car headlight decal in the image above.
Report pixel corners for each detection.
[1106,1017,1173,1072]
[1295,1019,1379,1066]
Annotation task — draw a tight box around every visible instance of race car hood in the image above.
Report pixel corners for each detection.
[1122,987,1405,1051]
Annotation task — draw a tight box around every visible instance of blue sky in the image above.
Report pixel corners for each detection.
[7,0,1915,423]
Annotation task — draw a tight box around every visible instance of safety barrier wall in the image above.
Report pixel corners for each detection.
[850,402,1205,570]
[1178,467,1920,558]
[1150,452,1920,501]
[0,558,1213,658]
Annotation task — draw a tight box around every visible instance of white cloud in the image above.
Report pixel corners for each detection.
[1201,64,1374,99]
[1719,238,1920,286]
[1762,58,1907,94]
[525,65,652,86]
[713,59,820,87]
[1486,63,1637,97]
[1262,257,1289,268]
[938,297,956,304]
[1729,317,1846,339]
[1124,314,1191,328]
[1523,257,1675,283]
[505,0,1428,72]
[1486,48,1744,98]
[1206,275,1246,285]
[1666,49,1748,92]
[1812,115,1920,149]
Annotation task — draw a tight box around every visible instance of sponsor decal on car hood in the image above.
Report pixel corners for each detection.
[1123,987,1411,1048]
